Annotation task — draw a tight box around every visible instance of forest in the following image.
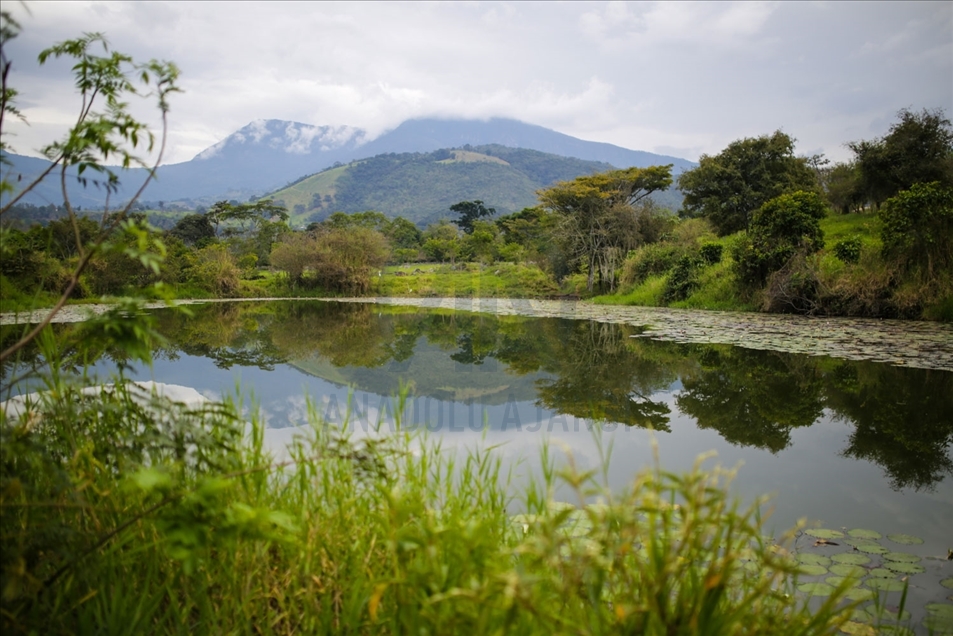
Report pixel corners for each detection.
[3,108,952,320]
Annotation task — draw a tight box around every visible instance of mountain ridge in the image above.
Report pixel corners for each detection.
[1,117,695,208]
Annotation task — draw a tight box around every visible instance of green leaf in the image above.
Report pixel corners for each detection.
[886,533,923,545]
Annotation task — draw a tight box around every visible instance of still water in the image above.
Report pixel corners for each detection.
[7,299,952,627]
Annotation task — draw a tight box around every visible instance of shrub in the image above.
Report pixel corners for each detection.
[733,191,827,287]
[621,243,683,287]
[189,244,241,296]
[699,242,723,265]
[832,237,862,264]
[662,254,702,303]
[879,181,953,276]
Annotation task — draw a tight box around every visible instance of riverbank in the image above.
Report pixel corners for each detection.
[4,296,952,371]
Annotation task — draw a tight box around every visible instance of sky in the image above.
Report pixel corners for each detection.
[2,1,951,166]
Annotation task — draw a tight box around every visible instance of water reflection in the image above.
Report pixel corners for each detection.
[3,300,952,493]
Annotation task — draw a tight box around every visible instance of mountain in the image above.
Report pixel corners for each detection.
[1,117,694,209]
[267,145,687,227]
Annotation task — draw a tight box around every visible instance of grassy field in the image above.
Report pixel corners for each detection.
[2,383,867,634]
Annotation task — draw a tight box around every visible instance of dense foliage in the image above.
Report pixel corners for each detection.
[678,132,817,236]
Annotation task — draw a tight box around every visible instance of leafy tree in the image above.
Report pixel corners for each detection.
[678,132,817,235]
[732,191,827,287]
[450,200,496,235]
[822,162,866,215]
[538,166,672,292]
[879,181,953,276]
[169,213,216,247]
[387,216,422,250]
[0,16,180,364]
[849,108,953,208]
[422,220,463,264]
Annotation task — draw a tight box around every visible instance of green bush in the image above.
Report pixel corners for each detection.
[662,254,702,303]
[699,243,723,265]
[832,236,862,264]
[733,191,827,287]
[879,181,953,276]
[621,244,683,287]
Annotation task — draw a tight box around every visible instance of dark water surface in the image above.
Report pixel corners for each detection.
[5,299,952,628]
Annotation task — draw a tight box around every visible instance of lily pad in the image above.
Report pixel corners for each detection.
[832,553,871,566]
[805,528,844,540]
[868,568,895,578]
[847,529,882,540]
[839,621,877,635]
[941,577,953,590]
[865,606,911,622]
[855,543,888,555]
[923,613,953,634]
[844,587,875,602]
[883,561,925,575]
[826,575,851,587]
[798,581,835,596]
[882,551,920,563]
[830,563,867,578]
[886,533,923,545]
[798,564,829,577]
[866,577,907,592]
[798,553,832,567]
[926,603,953,618]
[845,538,879,548]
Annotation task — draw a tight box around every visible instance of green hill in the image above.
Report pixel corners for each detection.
[267,146,634,227]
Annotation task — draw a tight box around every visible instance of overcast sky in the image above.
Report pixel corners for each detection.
[3,1,951,166]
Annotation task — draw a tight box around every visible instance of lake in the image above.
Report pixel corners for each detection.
[3,298,952,630]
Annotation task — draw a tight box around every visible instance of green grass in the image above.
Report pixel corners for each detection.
[592,274,667,306]
[2,380,868,635]
[373,262,559,298]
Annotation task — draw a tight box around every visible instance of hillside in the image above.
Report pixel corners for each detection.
[1,117,694,209]
[267,146,626,226]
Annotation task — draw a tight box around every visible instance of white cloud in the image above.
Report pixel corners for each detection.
[1,1,949,165]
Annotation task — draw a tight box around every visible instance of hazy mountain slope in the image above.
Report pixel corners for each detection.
[269,146,620,226]
[356,118,695,175]
[2,117,694,209]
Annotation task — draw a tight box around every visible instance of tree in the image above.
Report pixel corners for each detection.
[169,213,216,247]
[849,108,953,208]
[878,181,953,277]
[450,200,495,235]
[678,131,817,236]
[732,190,827,287]
[0,15,180,365]
[538,166,672,292]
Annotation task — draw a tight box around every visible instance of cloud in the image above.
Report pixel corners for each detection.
[2,1,949,165]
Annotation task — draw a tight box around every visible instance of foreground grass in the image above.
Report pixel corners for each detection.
[1,380,867,635]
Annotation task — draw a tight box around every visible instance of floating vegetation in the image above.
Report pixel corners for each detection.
[884,561,925,575]
[328,298,953,371]
[847,529,882,540]
[797,582,835,596]
[887,533,925,545]
[865,577,908,592]
[855,543,889,555]
[797,553,832,567]
[798,564,829,577]
[832,553,871,565]
[791,528,951,633]
[805,528,844,540]
[883,551,921,563]
[830,564,867,578]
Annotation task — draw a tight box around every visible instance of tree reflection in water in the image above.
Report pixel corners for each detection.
[4,300,950,491]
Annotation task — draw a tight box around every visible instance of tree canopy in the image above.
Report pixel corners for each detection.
[848,108,953,208]
[450,200,496,234]
[538,165,673,292]
[678,131,817,236]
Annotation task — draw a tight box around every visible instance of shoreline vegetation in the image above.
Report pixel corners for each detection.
[3,17,952,635]
[4,296,953,372]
